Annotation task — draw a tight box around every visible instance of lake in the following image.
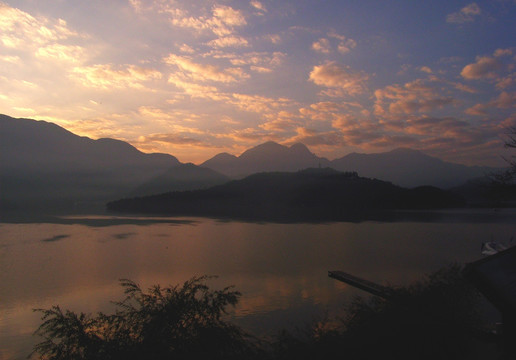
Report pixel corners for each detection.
[1,209,515,359]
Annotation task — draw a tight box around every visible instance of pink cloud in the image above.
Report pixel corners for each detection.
[461,56,502,80]
[309,62,368,96]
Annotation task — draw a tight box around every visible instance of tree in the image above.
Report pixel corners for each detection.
[502,126,516,180]
[270,265,494,360]
[31,276,258,360]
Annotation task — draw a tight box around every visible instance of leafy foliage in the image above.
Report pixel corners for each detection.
[32,276,258,360]
[270,265,494,360]
[32,267,495,360]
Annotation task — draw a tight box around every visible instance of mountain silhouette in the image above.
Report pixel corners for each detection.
[131,163,229,196]
[202,142,499,188]
[0,114,217,212]
[108,168,465,222]
[201,141,330,177]
[331,148,497,188]
[1,114,501,213]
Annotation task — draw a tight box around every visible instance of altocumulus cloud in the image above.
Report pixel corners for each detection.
[309,62,369,96]
[446,3,481,24]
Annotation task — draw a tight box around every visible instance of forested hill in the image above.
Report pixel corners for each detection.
[107,168,465,221]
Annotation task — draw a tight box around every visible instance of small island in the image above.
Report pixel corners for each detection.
[107,168,465,222]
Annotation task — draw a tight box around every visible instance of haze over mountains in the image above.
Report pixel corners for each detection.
[0,114,502,213]
[201,141,497,188]
[0,114,224,211]
[201,142,331,177]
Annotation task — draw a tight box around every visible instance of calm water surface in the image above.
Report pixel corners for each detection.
[1,209,515,359]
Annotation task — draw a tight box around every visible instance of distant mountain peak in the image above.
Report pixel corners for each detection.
[201,141,329,177]
[289,142,310,153]
[388,147,420,154]
[211,152,238,160]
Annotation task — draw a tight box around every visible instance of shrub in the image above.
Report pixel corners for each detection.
[31,276,258,360]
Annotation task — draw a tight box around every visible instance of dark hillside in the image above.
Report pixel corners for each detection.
[108,168,464,221]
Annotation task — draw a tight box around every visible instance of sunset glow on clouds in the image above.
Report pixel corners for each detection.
[0,1,515,165]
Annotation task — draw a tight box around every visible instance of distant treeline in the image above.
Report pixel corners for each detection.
[107,168,465,222]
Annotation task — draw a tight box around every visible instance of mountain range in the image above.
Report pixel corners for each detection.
[0,114,225,211]
[201,141,331,177]
[107,168,465,222]
[0,114,504,213]
[201,141,497,189]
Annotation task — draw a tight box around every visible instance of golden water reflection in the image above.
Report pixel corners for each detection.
[1,214,515,359]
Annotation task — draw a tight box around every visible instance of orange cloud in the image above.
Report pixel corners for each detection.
[259,119,296,132]
[207,36,249,48]
[165,54,248,83]
[461,56,502,80]
[213,51,284,73]
[309,62,368,96]
[312,38,331,54]
[375,79,457,116]
[250,1,267,13]
[137,133,204,146]
[465,91,516,116]
[170,5,246,37]
[71,64,162,90]
[168,74,229,101]
[0,4,80,48]
[229,93,292,113]
[35,44,86,63]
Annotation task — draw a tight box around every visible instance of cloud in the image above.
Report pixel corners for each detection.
[490,91,516,109]
[70,64,162,89]
[0,4,81,48]
[250,66,273,73]
[264,34,281,44]
[170,5,247,37]
[465,103,488,116]
[496,74,515,90]
[250,1,267,13]
[312,38,331,54]
[331,113,360,130]
[213,51,285,72]
[35,44,87,63]
[453,82,478,93]
[446,3,481,24]
[374,79,457,116]
[223,127,278,142]
[259,118,296,132]
[410,117,489,147]
[212,5,247,27]
[327,32,357,53]
[309,62,369,96]
[207,36,249,48]
[286,127,344,147]
[337,38,357,54]
[311,34,356,54]
[299,101,368,124]
[419,66,433,74]
[137,106,204,125]
[465,91,516,116]
[164,54,248,83]
[179,43,195,54]
[494,48,513,58]
[168,74,229,100]
[0,55,20,64]
[228,93,292,113]
[461,56,503,80]
[137,133,204,146]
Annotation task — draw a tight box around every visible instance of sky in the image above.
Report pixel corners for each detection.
[1,0,515,166]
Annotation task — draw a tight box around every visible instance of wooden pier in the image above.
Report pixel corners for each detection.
[328,270,392,298]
